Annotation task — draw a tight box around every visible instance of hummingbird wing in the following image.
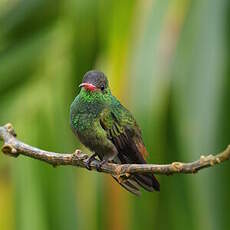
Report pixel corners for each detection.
[100,104,150,164]
[99,104,160,193]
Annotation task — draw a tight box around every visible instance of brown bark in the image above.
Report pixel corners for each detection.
[1,123,229,176]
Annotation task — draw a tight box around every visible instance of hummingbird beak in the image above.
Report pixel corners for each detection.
[79,83,97,91]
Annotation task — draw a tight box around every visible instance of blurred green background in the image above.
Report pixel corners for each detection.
[0,0,229,230]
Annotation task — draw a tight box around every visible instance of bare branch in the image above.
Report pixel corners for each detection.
[0,123,229,176]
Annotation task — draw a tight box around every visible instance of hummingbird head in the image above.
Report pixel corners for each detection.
[79,70,109,93]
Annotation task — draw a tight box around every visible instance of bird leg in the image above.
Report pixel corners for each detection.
[96,151,118,172]
[96,160,107,172]
[95,147,118,172]
[85,153,98,170]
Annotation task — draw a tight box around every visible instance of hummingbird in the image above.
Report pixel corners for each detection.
[70,70,160,195]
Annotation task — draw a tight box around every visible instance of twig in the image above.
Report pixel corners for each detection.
[0,123,229,176]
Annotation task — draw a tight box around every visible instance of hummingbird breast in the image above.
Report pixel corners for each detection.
[70,96,115,157]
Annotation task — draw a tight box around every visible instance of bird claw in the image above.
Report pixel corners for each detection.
[85,153,97,171]
[85,161,92,171]
[85,155,107,172]
[96,160,106,172]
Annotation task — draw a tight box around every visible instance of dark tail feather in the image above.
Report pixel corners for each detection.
[112,154,160,194]
[112,176,141,196]
[134,173,160,192]
[112,173,160,196]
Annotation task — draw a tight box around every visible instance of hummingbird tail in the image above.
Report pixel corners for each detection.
[133,173,160,192]
[112,176,141,196]
[112,173,160,196]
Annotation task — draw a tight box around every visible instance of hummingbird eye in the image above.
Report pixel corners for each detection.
[100,85,105,91]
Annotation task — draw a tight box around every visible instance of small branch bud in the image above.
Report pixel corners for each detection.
[4,123,17,137]
[2,144,19,157]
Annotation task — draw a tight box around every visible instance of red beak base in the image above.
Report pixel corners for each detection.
[79,83,97,91]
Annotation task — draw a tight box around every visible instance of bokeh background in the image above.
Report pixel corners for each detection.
[0,0,229,230]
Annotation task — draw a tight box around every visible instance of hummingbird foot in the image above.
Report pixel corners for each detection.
[96,160,107,172]
[85,153,98,171]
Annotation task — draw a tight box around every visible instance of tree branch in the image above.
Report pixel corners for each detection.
[0,123,229,176]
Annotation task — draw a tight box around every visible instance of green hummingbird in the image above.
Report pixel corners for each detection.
[70,71,160,195]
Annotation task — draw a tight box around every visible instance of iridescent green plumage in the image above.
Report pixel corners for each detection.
[70,71,160,195]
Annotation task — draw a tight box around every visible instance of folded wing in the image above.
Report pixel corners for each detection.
[99,105,160,195]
